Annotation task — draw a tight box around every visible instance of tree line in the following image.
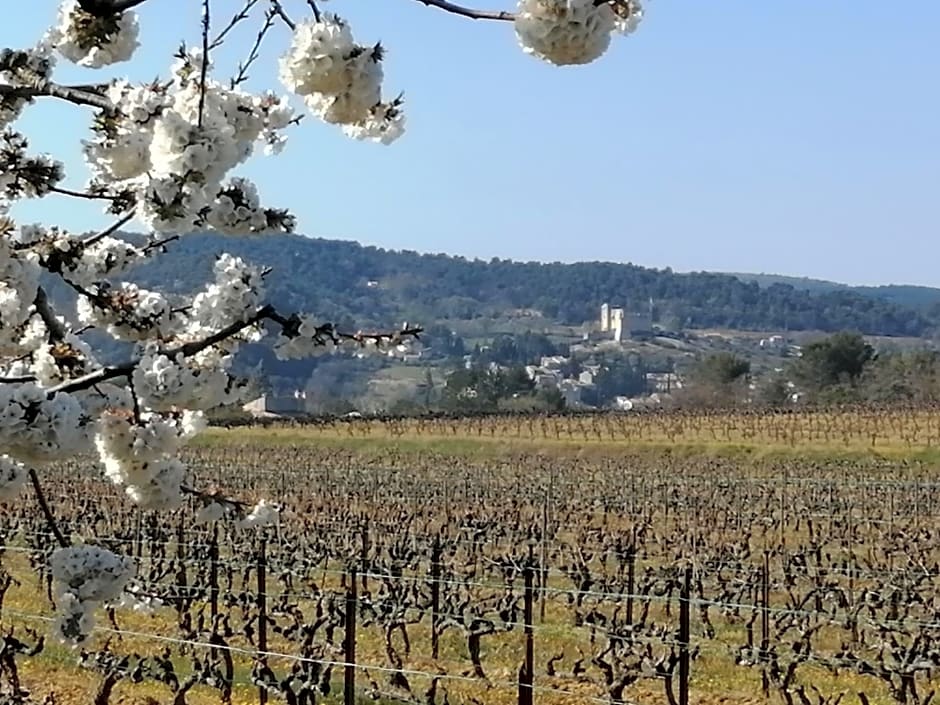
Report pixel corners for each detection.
[105,232,938,337]
[683,333,940,407]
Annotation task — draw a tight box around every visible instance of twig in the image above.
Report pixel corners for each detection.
[141,234,180,255]
[29,469,69,549]
[209,0,260,49]
[82,212,136,247]
[198,0,212,128]
[50,186,115,201]
[305,0,321,22]
[232,7,278,87]
[412,0,514,21]
[268,0,295,30]
[128,379,142,423]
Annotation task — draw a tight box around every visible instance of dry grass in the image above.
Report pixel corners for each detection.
[199,407,940,463]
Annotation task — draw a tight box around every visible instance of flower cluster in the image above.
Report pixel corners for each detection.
[0,455,27,501]
[95,409,202,509]
[76,282,176,341]
[0,383,88,463]
[111,583,163,614]
[194,500,228,525]
[28,225,143,286]
[51,545,135,644]
[342,97,407,146]
[239,499,281,528]
[78,49,297,235]
[83,80,168,184]
[204,178,296,235]
[273,314,338,360]
[132,346,245,411]
[53,0,140,68]
[0,235,41,354]
[29,337,98,386]
[188,253,265,336]
[0,130,64,204]
[612,0,645,34]
[0,42,56,129]
[514,0,643,66]
[279,15,405,143]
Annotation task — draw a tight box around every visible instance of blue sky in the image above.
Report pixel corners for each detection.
[4,1,939,286]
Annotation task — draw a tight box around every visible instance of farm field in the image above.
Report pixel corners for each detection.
[3,412,940,704]
[205,406,940,459]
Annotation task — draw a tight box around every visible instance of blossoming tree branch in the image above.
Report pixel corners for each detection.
[0,0,643,644]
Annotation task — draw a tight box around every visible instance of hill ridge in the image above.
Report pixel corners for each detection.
[89,232,937,338]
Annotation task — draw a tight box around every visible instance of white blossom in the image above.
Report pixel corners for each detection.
[51,545,135,603]
[53,592,96,645]
[149,109,241,185]
[118,457,186,510]
[50,545,135,645]
[281,15,401,131]
[83,81,167,183]
[73,236,142,284]
[515,0,616,66]
[239,499,280,529]
[29,337,97,386]
[614,0,644,34]
[194,501,226,525]
[132,346,244,411]
[76,381,133,418]
[342,100,406,145]
[53,0,140,68]
[0,130,65,202]
[133,174,207,234]
[0,384,88,463]
[273,314,338,360]
[0,455,27,501]
[76,283,176,341]
[278,14,357,97]
[94,408,199,509]
[188,253,265,334]
[110,584,163,614]
[204,179,273,235]
[95,409,202,464]
[0,42,56,129]
[0,238,41,352]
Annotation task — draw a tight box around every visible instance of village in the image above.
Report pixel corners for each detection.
[240,303,805,418]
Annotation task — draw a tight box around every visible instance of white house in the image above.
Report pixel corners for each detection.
[242,391,307,419]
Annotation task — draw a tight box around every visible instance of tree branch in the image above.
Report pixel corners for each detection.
[0,83,113,111]
[76,0,152,17]
[43,305,280,395]
[413,0,514,21]
[34,287,67,343]
[50,186,116,201]
[4,305,422,396]
[268,0,295,31]
[82,212,136,247]
[29,469,69,549]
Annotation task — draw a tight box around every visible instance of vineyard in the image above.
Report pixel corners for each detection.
[3,427,940,705]
[214,405,940,454]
